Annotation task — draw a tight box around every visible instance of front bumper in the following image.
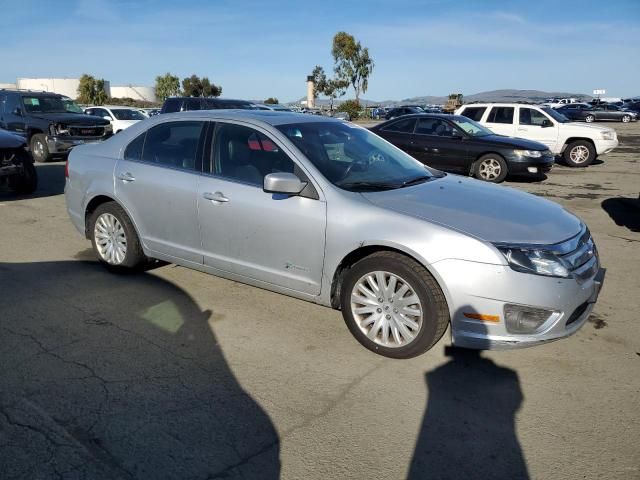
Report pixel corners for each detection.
[46,135,108,155]
[594,138,619,155]
[505,154,555,174]
[432,258,605,350]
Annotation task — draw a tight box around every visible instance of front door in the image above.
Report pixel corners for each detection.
[516,107,559,150]
[114,120,205,263]
[197,122,326,295]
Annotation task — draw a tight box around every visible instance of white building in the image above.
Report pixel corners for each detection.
[7,77,155,102]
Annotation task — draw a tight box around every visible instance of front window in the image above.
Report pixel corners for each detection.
[519,108,550,126]
[449,117,493,136]
[277,121,440,191]
[111,109,146,121]
[22,96,66,113]
[62,98,84,114]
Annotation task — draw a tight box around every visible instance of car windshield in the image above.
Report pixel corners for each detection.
[22,96,66,113]
[62,99,84,113]
[276,121,441,192]
[541,107,569,123]
[450,117,493,137]
[111,109,146,120]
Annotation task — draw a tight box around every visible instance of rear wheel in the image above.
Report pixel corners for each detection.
[474,154,508,183]
[89,202,145,270]
[585,115,595,123]
[563,140,595,167]
[340,251,449,359]
[8,152,37,194]
[30,134,50,163]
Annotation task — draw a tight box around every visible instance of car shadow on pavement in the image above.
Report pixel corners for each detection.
[0,260,280,479]
[0,163,66,201]
[601,197,640,232]
[407,320,529,479]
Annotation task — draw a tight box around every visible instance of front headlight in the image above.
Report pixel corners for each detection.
[601,131,615,140]
[49,123,70,136]
[496,246,570,278]
[513,149,543,158]
[104,124,113,132]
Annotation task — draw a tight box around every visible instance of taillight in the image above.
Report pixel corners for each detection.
[64,159,69,178]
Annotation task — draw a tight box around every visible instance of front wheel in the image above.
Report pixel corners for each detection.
[585,115,595,123]
[563,141,595,167]
[622,115,631,123]
[340,252,449,359]
[89,202,146,270]
[474,154,508,183]
[30,134,51,163]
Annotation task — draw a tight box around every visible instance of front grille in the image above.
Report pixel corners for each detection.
[69,125,105,137]
[550,226,599,283]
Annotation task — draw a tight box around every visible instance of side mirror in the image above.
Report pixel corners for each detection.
[12,107,22,116]
[263,172,306,195]
[541,119,553,128]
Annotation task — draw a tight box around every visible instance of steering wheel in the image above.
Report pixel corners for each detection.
[338,150,386,182]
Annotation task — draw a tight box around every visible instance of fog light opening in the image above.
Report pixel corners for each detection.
[527,166,538,173]
[504,304,558,334]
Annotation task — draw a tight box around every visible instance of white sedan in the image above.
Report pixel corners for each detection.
[84,106,146,133]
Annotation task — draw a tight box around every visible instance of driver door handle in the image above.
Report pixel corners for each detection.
[117,172,135,182]
[203,191,229,203]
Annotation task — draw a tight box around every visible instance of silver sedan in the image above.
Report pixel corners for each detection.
[64,111,604,358]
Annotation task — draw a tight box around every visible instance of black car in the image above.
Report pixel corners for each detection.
[0,128,37,194]
[371,114,554,182]
[556,103,636,123]
[160,97,255,114]
[0,90,112,162]
[384,106,423,120]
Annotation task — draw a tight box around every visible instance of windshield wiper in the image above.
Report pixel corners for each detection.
[338,181,402,191]
[401,175,432,187]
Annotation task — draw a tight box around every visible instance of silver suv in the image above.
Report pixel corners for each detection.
[64,111,605,358]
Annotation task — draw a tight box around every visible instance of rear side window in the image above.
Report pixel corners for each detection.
[415,118,455,136]
[381,118,416,133]
[460,107,486,121]
[160,98,182,113]
[519,108,549,126]
[124,133,145,161]
[141,121,205,171]
[184,98,201,111]
[487,107,514,124]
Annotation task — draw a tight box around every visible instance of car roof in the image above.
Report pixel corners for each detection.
[459,103,547,108]
[158,109,343,127]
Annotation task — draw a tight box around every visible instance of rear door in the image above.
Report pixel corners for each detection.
[375,118,417,155]
[484,106,516,136]
[412,117,470,171]
[196,121,326,295]
[516,107,558,150]
[115,120,206,263]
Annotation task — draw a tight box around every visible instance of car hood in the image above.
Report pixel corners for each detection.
[29,113,110,126]
[562,121,613,133]
[361,175,582,244]
[480,134,548,150]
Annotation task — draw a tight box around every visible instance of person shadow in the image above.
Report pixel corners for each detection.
[407,317,529,480]
[0,258,280,479]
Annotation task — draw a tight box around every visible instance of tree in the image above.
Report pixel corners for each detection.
[323,78,349,111]
[331,31,374,105]
[155,72,181,101]
[182,74,222,97]
[264,97,279,104]
[76,74,108,105]
[310,65,327,101]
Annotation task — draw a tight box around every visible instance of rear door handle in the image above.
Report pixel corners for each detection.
[117,172,135,182]
[203,191,229,203]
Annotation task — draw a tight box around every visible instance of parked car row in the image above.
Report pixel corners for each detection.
[554,103,637,123]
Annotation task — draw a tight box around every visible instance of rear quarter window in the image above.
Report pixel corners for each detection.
[161,98,182,114]
[381,118,416,133]
[124,133,145,161]
[460,106,487,121]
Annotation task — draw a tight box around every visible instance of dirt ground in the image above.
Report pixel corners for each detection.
[1,121,639,479]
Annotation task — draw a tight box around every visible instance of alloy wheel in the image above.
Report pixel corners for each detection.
[585,115,595,123]
[350,271,424,348]
[622,115,630,123]
[569,145,590,164]
[478,158,502,180]
[33,139,45,159]
[94,213,127,265]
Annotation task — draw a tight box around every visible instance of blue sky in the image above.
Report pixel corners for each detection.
[1,0,638,101]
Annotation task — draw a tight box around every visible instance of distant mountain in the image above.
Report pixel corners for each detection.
[288,89,592,107]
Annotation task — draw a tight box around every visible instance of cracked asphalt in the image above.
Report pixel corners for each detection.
[1,122,639,479]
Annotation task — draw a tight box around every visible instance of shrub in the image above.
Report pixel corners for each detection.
[337,100,361,120]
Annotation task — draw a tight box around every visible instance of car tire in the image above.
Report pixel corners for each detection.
[30,134,51,163]
[622,115,631,123]
[563,140,595,167]
[89,201,146,270]
[473,154,508,183]
[585,115,595,123]
[8,152,38,194]
[340,251,449,359]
